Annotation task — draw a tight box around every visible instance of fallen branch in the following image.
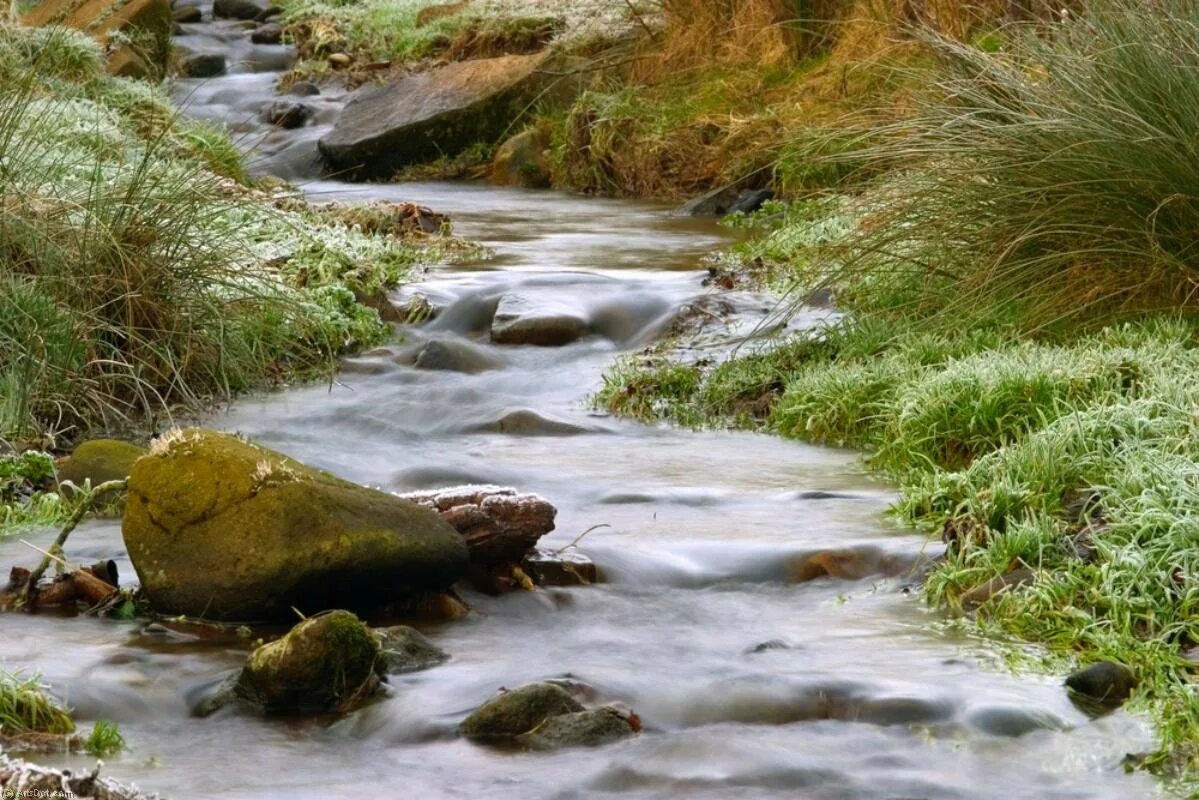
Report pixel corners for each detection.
[18,478,127,609]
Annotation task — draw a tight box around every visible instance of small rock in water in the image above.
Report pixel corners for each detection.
[726,188,775,215]
[400,485,557,564]
[471,408,589,436]
[171,3,201,22]
[459,683,584,741]
[521,549,597,587]
[516,708,637,749]
[263,100,313,129]
[413,338,503,374]
[256,4,281,20]
[180,52,226,78]
[490,293,589,346]
[250,21,283,43]
[1065,661,1137,709]
[745,639,791,654]
[235,610,380,713]
[288,81,321,97]
[213,0,264,19]
[374,625,449,674]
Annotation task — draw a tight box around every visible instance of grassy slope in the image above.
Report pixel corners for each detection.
[597,1,1199,782]
[0,25,473,526]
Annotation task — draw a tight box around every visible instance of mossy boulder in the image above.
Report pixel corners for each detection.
[122,429,468,621]
[459,682,583,741]
[57,439,145,489]
[235,611,380,712]
[319,52,580,179]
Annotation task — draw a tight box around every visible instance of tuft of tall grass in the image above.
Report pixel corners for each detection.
[0,671,75,735]
[807,0,1199,332]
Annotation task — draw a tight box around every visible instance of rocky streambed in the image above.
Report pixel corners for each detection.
[0,4,1167,799]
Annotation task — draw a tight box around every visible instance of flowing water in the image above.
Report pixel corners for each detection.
[0,8,1165,799]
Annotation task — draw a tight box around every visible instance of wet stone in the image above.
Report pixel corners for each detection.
[213,0,264,19]
[288,81,321,97]
[967,706,1070,737]
[374,625,449,674]
[413,338,503,374]
[250,21,283,43]
[516,708,636,750]
[522,549,597,587]
[180,52,226,78]
[460,682,583,741]
[263,100,313,129]
[171,4,201,22]
[1065,661,1137,709]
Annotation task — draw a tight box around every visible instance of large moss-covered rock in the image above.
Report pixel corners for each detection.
[319,52,571,179]
[459,682,583,741]
[57,439,145,488]
[235,611,380,712]
[122,428,468,620]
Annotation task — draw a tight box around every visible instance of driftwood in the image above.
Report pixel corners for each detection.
[400,485,557,564]
[0,754,157,799]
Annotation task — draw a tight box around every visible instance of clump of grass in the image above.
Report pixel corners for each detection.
[83,720,125,757]
[0,671,75,735]
[809,0,1199,333]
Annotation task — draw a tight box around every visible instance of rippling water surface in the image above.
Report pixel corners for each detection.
[0,10,1164,799]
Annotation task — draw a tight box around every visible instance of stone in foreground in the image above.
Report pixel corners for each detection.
[122,428,468,620]
[1065,661,1137,709]
[400,485,556,563]
[459,683,583,741]
[235,611,380,712]
[516,708,637,749]
[319,53,558,179]
[490,293,589,346]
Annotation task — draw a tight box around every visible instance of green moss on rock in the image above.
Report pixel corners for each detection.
[56,439,146,488]
[122,428,469,621]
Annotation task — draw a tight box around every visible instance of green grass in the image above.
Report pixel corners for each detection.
[791,0,1199,334]
[0,25,463,454]
[83,720,125,757]
[0,671,74,736]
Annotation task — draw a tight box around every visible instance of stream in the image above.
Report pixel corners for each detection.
[0,7,1166,799]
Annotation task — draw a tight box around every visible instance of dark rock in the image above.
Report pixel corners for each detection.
[213,0,264,19]
[675,184,742,217]
[263,100,313,129]
[400,485,556,564]
[413,338,503,374]
[235,611,380,712]
[180,52,226,78]
[250,21,283,43]
[255,4,281,20]
[374,625,449,673]
[851,695,955,726]
[470,409,589,436]
[319,52,575,179]
[56,439,145,489]
[460,683,583,741]
[490,293,588,346]
[122,428,468,621]
[171,4,201,22]
[1065,661,1137,709]
[288,81,321,97]
[726,188,775,215]
[960,567,1036,608]
[966,706,1069,737]
[522,549,597,586]
[490,127,551,188]
[516,707,636,749]
[745,639,791,654]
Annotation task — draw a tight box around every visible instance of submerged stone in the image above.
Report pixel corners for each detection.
[490,293,589,346]
[516,707,636,749]
[122,428,468,620]
[374,625,449,674]
[459,682,583,741]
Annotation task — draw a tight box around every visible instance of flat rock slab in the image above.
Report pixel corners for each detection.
[400,484,556,563]
[319,52,554,179]
[491,293,589,346]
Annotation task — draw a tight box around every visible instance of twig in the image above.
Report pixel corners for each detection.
[554,524,611,555]
[19,478,127,609]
